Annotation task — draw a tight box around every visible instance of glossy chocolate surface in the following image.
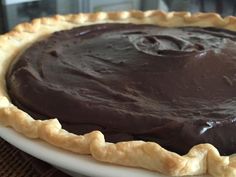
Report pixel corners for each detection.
[6,23,236,155]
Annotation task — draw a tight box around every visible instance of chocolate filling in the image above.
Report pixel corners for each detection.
[6,23,236,155]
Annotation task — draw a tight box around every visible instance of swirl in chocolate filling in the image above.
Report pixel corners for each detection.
[6,23,236,155]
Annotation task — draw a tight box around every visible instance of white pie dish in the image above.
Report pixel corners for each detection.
[0,125,210,177]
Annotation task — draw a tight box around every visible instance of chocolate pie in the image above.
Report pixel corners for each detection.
[0,11,236,177]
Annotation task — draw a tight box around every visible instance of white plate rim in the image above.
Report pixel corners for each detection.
[0,126,209,177]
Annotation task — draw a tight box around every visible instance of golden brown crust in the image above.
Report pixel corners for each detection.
[0,10,236,177]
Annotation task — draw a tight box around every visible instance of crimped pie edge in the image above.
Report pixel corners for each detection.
[0,10,236,177]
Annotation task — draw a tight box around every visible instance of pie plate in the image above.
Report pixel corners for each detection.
[0,126,210,177]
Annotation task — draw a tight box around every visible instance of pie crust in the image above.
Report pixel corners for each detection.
[0,10,236,177]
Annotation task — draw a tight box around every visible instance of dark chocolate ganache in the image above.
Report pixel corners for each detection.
[6,23,236,155]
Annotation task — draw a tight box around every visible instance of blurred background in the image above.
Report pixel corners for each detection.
[0,0,235,33]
